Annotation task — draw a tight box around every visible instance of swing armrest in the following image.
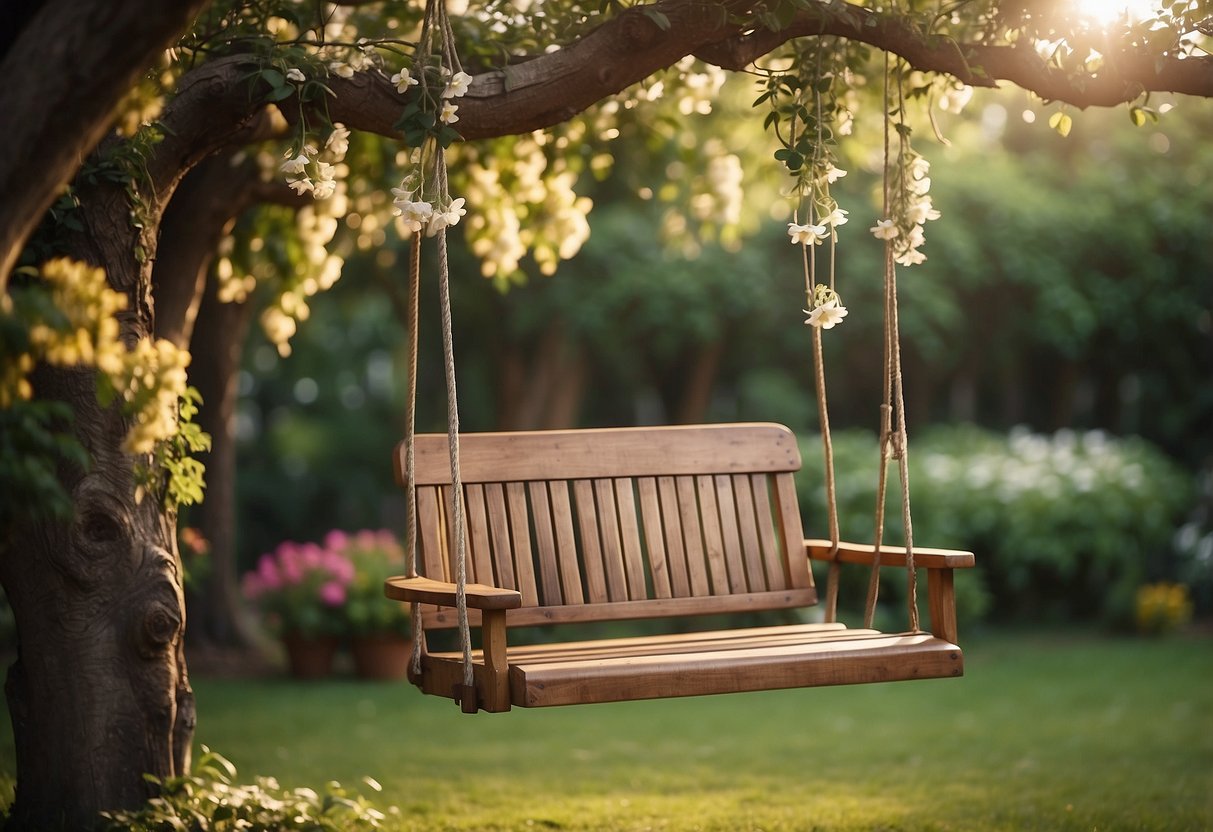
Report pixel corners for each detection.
[384,576,523,610]
[804,540,974,569]
[804,540,973,645]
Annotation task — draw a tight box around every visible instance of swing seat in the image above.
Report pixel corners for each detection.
[385,423,973,712]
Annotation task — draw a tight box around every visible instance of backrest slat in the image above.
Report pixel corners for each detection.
[614,479,648,600]
[593,479,629,601]
[527,481,564,605]
[732,474,768,592]
[572,480,610,602]
[465,484,496,586]
[713,475,747,591]
[656,476,691,597]
[751,474,787,591]
[696,475,732,594]
[676,476,711,597]
[484,483,516,590]
[636,477,672,599]
[405,423,801,484]
[773,472,810,589]
[417,486,449,582]
[505,482,539,604]
[549,482,585,605]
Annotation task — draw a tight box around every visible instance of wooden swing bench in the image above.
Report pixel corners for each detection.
[385,422,973,713]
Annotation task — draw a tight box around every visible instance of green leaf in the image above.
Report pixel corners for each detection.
[1048,111,1073,137]
[260,68,285,88]
[642,8,671,29]
[266,85,295,103]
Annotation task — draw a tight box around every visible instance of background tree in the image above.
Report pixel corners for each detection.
[2,0,1212,827]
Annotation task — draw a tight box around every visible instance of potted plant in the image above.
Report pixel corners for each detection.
[331,529,413,680]
[242,539,354,679]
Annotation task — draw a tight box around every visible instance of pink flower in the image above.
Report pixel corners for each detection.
[301,543,324,569]
[257,554,282,590]
[319,581,347,607]
[324,529,349,553]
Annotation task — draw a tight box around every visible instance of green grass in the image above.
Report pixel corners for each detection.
[3,632,1211,830]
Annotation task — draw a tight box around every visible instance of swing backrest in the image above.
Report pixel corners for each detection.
[397,423,817,630]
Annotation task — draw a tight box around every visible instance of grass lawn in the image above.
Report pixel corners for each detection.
[2,631,1211,830]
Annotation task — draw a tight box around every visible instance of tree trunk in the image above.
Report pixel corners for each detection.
[189,283,256,647]
[0,172,193,830]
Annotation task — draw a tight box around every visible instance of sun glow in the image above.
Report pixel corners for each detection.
[1071,0,1161,26]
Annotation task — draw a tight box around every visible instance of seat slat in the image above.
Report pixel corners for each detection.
[484,483,516,590]
[732,474,768,592]
[676,476,711,596]
[614,479,648,600]
[594,479,629,601]
[572,480,610,603]
[549,482,584,605]
[636,477,672,599]
[509,631,963,707]
[751,474,788,591]
[528,481,563,605]
[505,482,539,605]
[656,476,691,597]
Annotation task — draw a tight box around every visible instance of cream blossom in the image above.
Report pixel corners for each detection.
[312,179,336,200]
[313,161,336,182]
[286,67,306,83]
[428,197,467,235]
[281,154,309,176]
[391,67,418,93]
[895,247,927,266]
[443,71,473,98]
[439,101,459,124]
[330,62,355,79]
[871,219,899,240]
[823,164,848,184]
[787,222,827,246]
[907,197,941,225]
[822,207,849,228]
[395,200,434,233]
[287,177,314,195]
[804,299,849,330]
[325,124,350,156]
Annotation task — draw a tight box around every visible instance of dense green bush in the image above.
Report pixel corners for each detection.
[796,425,1195,627]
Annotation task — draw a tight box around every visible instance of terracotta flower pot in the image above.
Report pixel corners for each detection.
[281,633,340,680]
[351,633,412,681]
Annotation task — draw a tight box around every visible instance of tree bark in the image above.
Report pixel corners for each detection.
[1,179,193,829]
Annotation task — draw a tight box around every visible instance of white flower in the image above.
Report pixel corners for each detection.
[390,185,414,203]
[428,197,467,235]
[822,207,849,228]
[330,62,354,79]
[439,101,459,124]
[804,299,849,330]
[280,154,309,176]
[895,248,927,266]
[286,68,306,83]
[313,161,336,182]
[824,165,847,184]
[907,197,941,225]
[787,222,827,246]
[870,219,899,240]
[325,125,350,156]
[396,200,434,233]
[443,71,473,98]
[391,67,418,93]
[287,177,314,195]
[312,179,336,200]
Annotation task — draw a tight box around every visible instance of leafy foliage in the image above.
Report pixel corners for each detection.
[99,747,396,831]
[797,425,1196,626]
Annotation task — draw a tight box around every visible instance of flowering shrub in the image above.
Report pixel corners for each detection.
[1135,583,1193,636]
[242,537,355,638]
[330,529,411,638]
[797,425,1195,626]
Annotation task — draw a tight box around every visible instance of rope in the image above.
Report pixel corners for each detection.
[434,155,475,689]
[405,232,423,677]
[864,55,920,633]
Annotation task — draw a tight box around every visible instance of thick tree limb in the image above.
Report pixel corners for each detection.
[0,0,209,282]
